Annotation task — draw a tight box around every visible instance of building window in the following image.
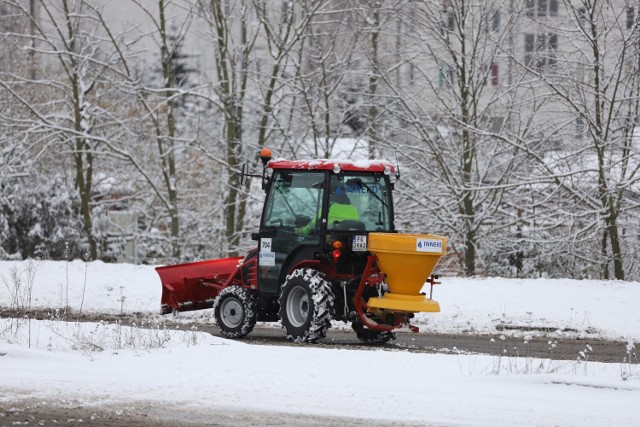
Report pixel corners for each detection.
[484,10,500,32]
[438,65,455,88]
[524,33,558,69]
[627,7,636,29]
[578,7,588,29]
[525,0,534,16]
[576,116,585,139]
[408,62,415,85]
[525,0,558,18]
[442,10,455,32]
[490,63,499,86]
[492,10,501,32]
[483,63,499,86]
[488,117,505,134]
[281,1,293,24]
[525,34,534,63]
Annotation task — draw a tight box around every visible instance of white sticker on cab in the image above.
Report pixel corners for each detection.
[260,238,272,253]
[259,251,276,266]
[352,235,367,252]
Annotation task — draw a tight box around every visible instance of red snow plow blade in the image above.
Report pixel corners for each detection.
[155,257,244,314]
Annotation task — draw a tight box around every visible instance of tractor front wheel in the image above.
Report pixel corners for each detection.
[213,286,257,338]
[279,268,335,343]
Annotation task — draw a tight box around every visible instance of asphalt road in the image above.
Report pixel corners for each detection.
[202,324,633,364]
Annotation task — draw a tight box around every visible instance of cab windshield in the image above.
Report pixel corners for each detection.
[328,173,393,232]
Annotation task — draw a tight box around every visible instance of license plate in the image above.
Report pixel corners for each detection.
[352,235,367,252]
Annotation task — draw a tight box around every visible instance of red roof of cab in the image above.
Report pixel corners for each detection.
[267,159,396,174]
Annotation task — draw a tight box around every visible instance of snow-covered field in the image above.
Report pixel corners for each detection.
[1,259,639,426]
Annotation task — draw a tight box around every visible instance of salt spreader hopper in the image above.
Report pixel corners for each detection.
[366,232,446,313]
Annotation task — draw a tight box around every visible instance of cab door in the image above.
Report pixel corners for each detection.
[257,170,326,294]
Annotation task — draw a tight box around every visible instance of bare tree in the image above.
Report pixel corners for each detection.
[124,0,199,259]
[194,0,260,256]
[251,0,328,152]
[287,2,365,158]
[385,0,529,276]
[509,0,640,279]
[0,0,135,260]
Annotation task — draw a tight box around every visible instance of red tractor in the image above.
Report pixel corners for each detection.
[156,149,447,344]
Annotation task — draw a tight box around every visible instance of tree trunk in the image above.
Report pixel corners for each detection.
[158,0,180,259]
[224,102,242,255]
[65,0,96,260]
[368,4,381,160]
[591,23,624,280]
[461,189,476,276]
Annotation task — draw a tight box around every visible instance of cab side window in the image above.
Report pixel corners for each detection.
[262,171,325,229]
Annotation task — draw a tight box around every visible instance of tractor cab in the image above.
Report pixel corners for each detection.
[255,158,397,296]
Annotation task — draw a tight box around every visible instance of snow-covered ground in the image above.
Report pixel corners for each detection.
[1,259,639,426]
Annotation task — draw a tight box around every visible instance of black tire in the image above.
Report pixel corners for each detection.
[279,268,335,343]
[351,316,396,345]
[213,286,257,338]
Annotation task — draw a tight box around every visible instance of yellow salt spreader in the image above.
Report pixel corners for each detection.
[354,232,447,333]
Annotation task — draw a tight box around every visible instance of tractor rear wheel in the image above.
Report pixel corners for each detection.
[279,268,335,343]
[213,286,257,338]
[351,316,396,344]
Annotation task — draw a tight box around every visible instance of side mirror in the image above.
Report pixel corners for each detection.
[237,149,273,190]
[240,163,249,186]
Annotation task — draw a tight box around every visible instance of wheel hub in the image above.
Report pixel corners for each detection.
[287,286,309,328]
[220,298,244,328]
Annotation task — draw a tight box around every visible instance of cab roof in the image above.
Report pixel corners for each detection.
[267,159,396,174]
